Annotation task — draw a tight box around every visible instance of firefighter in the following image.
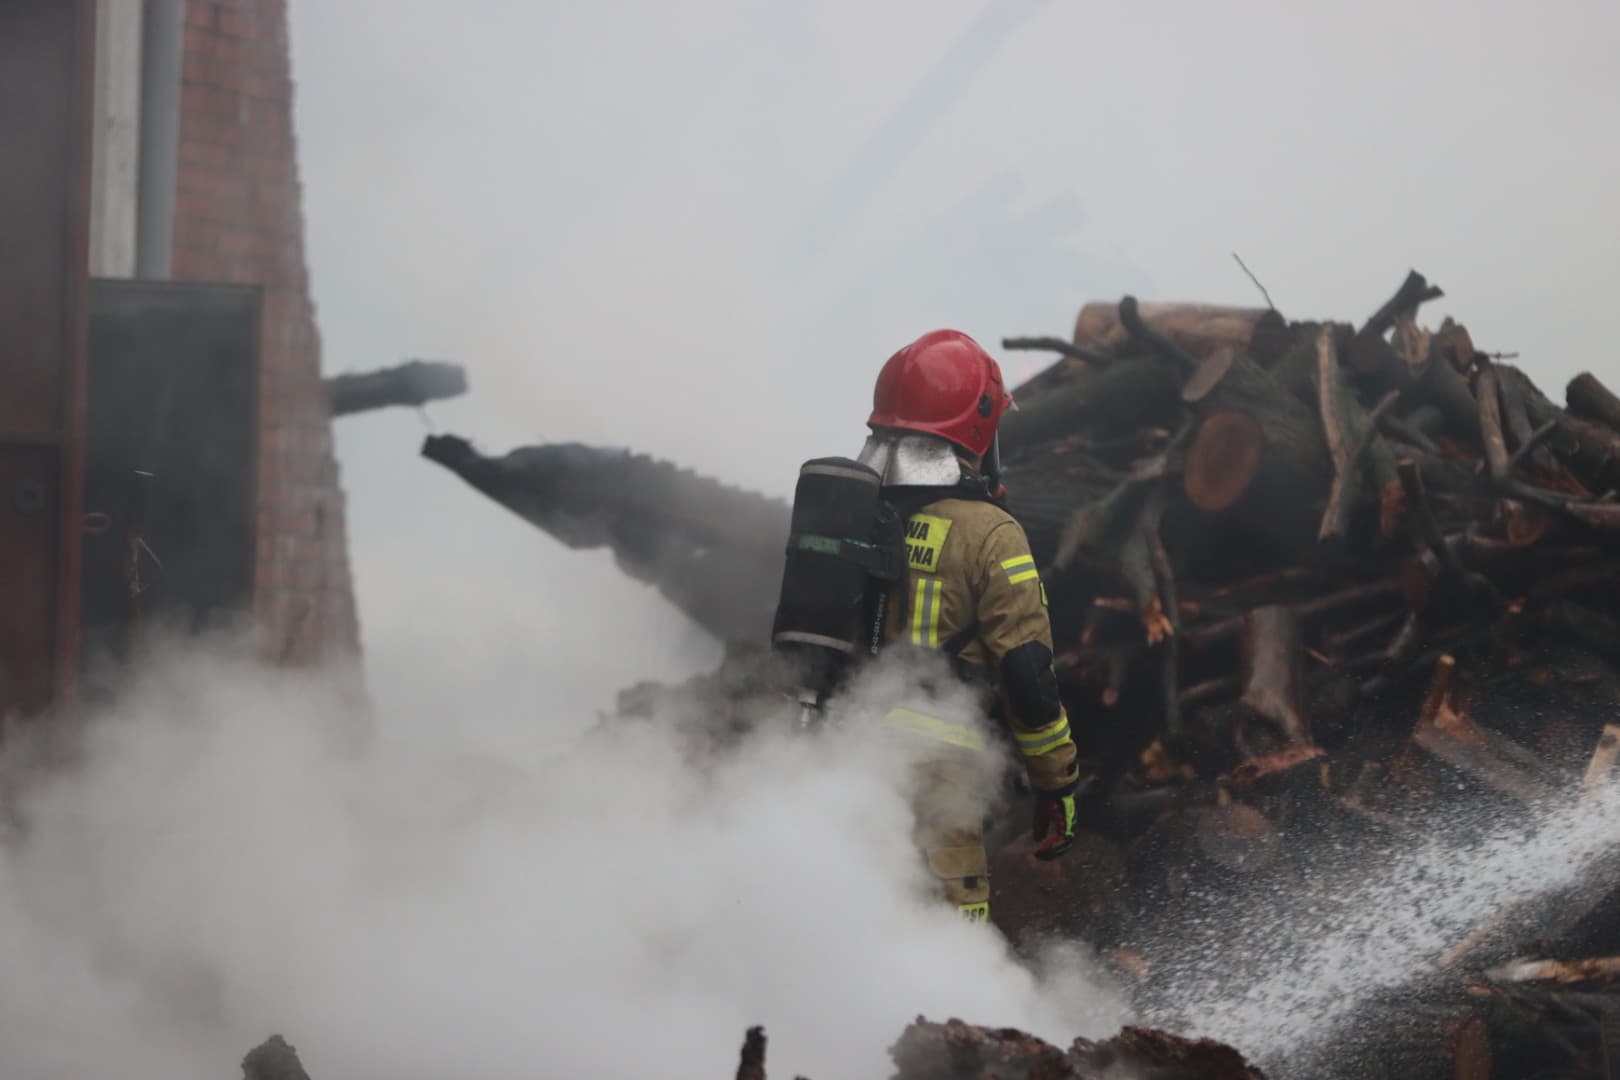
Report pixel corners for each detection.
[858,328,1081,923]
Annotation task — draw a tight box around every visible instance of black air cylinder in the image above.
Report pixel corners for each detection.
[771,457,887,693]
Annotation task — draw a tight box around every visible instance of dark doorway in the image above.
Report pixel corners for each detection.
[81,279,261,694]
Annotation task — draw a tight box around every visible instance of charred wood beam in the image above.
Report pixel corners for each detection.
[326,359,468,416]
[422,435,790,645]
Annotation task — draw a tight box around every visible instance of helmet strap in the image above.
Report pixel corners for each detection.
[983,432,1004,494]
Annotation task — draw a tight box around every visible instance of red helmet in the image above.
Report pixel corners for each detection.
[867,329,1011,457]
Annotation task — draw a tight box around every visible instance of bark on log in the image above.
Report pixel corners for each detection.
[1499,363,1559,473]
[326,359,468,416]
[1409,323,1483,442]
[1211,322,1402,541]
[1000,454,1116,566]
[1239,605,1312,746]
[1317,321,1403,542]
[1072,300,1288,364]
[1544,600,1620,666]
[1058,481,1173,643]
[1261,320,1347,404]
[1402,405,1448,440]
[1182,580,1403,651]
[1181,674,1242,706]
[1568,372,1620,435]
[1147,507,1182,731]
[998,354,1183,452]
[1503,365,1620,493]
[1316,327,1358,538]
[1325,608,1408,656]
[1475,363,1511,483]
[1560,500,1620,537]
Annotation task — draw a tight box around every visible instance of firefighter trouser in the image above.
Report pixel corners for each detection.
[883,705,992,924]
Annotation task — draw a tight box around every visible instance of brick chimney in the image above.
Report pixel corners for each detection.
[169,0,359,664]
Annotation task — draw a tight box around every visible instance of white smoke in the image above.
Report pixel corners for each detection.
[0,634,1129,1079]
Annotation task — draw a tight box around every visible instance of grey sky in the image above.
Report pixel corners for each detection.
[289,0,1620,707]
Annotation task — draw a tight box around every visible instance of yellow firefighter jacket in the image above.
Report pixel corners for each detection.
[879,493,1080,796]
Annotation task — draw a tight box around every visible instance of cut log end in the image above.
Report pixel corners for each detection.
[1505,503,1550,548]
[1184,410,1265,512]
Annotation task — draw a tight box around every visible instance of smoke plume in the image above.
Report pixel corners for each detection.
[0,634,1128,1079]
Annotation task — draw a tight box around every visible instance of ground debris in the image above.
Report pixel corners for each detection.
[889,1017,1266,1079]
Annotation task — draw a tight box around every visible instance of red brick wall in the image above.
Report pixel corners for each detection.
[171,0,359,664]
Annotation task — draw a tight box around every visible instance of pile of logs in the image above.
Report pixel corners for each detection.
[981,273,1620,1078]
[996,274,1620,798]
